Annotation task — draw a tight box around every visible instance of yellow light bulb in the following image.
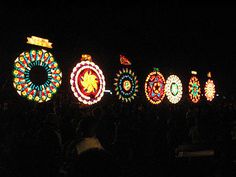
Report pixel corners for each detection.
[35,96,39,101]
[17,85,22,90]
[14,70,18,75]
[28,95,33,100]
[14,78,19,82]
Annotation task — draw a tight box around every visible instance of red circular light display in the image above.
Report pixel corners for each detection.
[70,61,105,105]
[144,70,165,104]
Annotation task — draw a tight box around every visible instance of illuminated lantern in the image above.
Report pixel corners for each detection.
[144,68,165,104]
[120,55,131,65]
[114,68,138,102]
[27,36,53,49]
[188,72,201,103]
[165,75,183,104]
[70,54,105,105]
[13,49,62,103]
[204,72,216,101]
[204,79,216,101]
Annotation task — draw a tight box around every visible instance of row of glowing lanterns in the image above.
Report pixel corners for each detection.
[11,36,216,105]
[12,51,216,105]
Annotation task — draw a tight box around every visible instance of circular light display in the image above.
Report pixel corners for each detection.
[165,75,183,104]
[144,69,165,104]
[188,76,201,103]
[70,60,105,105]
[204,79,216,101]
[13,49,62,103]
[114,68,138,102]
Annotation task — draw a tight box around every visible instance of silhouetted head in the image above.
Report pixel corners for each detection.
[76,115,100,138]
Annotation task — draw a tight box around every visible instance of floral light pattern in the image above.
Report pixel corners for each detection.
[13,49,62,103]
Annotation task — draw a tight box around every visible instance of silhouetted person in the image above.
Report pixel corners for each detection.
[68,115,118,177]
[75,115,104,155]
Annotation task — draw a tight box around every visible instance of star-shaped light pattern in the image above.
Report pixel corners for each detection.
[13,49,62,103]
[70,60,105,105]
[204,79,216,101]
[188,76,201,103]
[81,70,98,94]
[114,68,138,102]
[165,75,183,104]
[145,70,165,104]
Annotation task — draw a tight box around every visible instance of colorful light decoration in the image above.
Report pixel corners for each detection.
[204,73,216,101]
[70,55,105,105]
[204,79,216,101]
[144,68,165,104]
[114,68,138,102]
[165,75,183,104]
[120,55,131,65]
[188,76,201,103]
[13,49,62,103]
[27,36,53,48]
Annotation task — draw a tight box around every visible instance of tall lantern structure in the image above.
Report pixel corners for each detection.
[13,36,62,103]
[165,74,183,104]
[188,71,201,103]
[70,54,106,105]
[113,55,138,102]
[204,72,216,101]
[144,68,165,105]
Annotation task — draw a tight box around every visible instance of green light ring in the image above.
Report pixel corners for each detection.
[165,75,183,104]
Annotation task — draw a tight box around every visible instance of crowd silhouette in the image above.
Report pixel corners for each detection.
[0,91,235,177]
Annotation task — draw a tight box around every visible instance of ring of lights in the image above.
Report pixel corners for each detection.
[70,60,105,105]
[165,75,183,104]
[145,70,165,104]
[204,79,216,101]
[114,68,138,102]
[13,49,62,103]
[188,76,201,103]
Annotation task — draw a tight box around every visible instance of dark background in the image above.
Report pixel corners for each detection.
[0,2,236,177]
[0,2,235,101]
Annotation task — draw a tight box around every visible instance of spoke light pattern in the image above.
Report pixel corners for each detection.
[114,68,138,102]
[13,49,62,103]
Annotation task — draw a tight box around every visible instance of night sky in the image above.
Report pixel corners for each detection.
[0,2,235,101]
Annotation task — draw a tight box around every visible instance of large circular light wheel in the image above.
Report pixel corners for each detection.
[145,70,165,104]
[114,68,138,102]
[70,60,105,105]
[13,49,62,103]
[165,75,183,104]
